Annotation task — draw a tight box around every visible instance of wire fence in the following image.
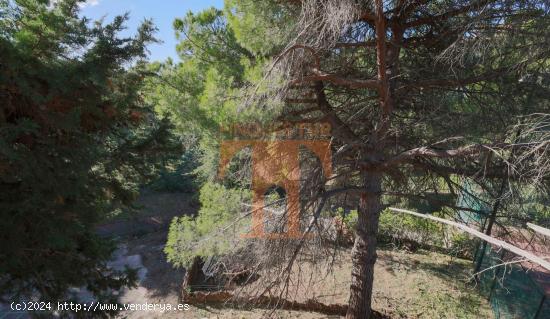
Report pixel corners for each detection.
[457,182,549,319]
[474,242,549,319]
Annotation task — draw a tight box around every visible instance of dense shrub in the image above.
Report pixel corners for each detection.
[164,182,251,267]
[378,209,445,247]
[340,208,477,257]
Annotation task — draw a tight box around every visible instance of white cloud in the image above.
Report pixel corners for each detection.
[79,0,100,8]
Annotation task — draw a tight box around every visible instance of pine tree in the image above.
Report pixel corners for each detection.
[150,1,549,318]
[262,1,550,318]
[0,0,177,312]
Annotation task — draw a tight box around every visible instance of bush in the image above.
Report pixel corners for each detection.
[378,209,445,247]
[338,207,358,231]
[341,208,477,257]
[164,182,251,267]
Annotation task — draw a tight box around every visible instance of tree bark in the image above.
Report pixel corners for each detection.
[346,2,391,317]
[346,172,382,319]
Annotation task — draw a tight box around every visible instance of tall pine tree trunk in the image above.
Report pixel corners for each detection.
[346,172,382,319]
[346,1,391,317]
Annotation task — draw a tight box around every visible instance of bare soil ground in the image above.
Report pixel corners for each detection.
[109,191,493,319]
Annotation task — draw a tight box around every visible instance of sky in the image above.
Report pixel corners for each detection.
[79,0,224,62]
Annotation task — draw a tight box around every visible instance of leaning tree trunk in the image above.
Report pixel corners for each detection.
[346,172,382,319]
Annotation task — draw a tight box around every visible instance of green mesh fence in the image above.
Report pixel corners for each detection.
[457,181,488,225]
[460,182,549,319]
[475,244,549,319]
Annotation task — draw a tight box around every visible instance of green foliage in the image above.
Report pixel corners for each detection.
[224,0,294,56]
[338,207,358,231]
[143,6,264,181]
[378,209,478,258]
[378,209,445,247]
[147,148,200,192]
[532,205,550,226]
[337,206,478,258]
[522,200,550,227]
[164,182,251,267]
[0,0,178,309]
[148,4,287,270]
[157,0,550,276]
[448,232,478,259]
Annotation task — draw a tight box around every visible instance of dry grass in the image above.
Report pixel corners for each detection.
[114,191,493,318]
[225,247,493,319]
[123,239,493,318]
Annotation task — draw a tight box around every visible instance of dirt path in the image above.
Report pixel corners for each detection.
[94,191,192,318]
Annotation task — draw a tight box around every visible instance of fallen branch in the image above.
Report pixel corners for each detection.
[183,291,391,318]
[184,291,346,316]
[388,207,550,272]
[471,257,526,279]
[527,222,550,238]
